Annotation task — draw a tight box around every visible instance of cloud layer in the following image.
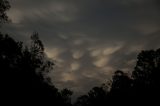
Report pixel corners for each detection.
[2,0,160,98]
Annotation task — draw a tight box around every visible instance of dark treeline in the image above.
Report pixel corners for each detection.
[1,0,160,105]
[74,49,160,106]
[0,32,73,105]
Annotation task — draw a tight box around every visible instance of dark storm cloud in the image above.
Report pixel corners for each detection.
[2,0,160,98]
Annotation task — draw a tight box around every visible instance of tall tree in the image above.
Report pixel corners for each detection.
[108,70,133,105]
[132,49,160,104]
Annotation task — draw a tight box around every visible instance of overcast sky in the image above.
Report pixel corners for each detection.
[2,0,160,98]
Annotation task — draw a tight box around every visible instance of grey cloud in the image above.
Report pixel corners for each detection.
[2,0,160,99]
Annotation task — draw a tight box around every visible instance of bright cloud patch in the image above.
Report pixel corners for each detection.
[93,57,109,68]
[70,62,80,71]
[72,50,84,59]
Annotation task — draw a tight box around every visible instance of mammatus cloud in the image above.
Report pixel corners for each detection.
[70,62,80,71]
[2,0,160,99]
[72,50,84,59]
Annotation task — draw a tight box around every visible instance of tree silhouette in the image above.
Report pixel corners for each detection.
[74,48,160,105]
[0,33,73,105]
[0,0,10,24]
[74,85,108,106]
[74,95,89,106]
[132,49,160,104]
[111,70,132,91]
[132,49,160,86]
[108,70,133,105]
[60,88,73,106]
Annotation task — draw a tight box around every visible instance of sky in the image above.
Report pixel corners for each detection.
[2,0,160,98]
